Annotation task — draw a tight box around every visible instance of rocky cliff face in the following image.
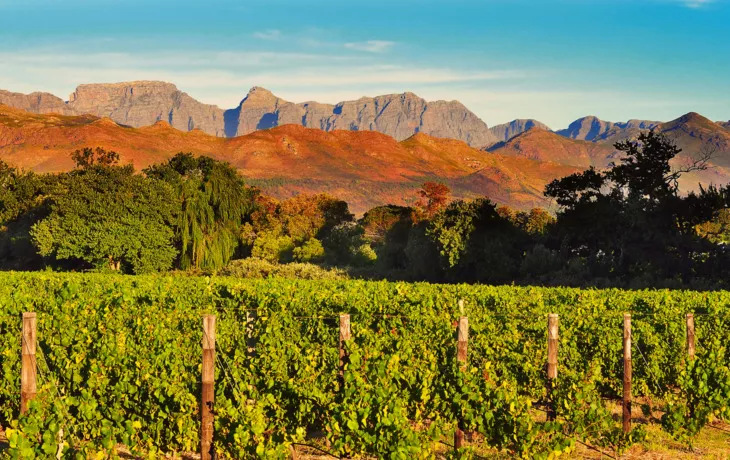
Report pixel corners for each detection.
[227,88,498,147]
[225,86,309,136]
[488,119,550,143]
[0,90,75,115]
[67,81,225,136]
[556,116,659,141]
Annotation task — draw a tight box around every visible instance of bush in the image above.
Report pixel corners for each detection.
[292,238,325,263]
[251,232,295,263]
[352,244,377,266]
[218,258,348,280]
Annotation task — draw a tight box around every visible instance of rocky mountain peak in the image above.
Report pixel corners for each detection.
[69,81,177,102]
[557,116,660,142]
[488,119,551,144]
[675,111,712,125]
[241,86,280,106]
[65,81,225,136]
[0,89,73,115]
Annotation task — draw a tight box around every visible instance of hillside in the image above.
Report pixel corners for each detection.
[0,104,578,213]
[487,127,616,168]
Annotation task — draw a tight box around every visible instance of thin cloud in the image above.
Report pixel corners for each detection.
[0,49,524,109]
[252,29,281,40]
[678,0,714,7]
[343,40,395,53]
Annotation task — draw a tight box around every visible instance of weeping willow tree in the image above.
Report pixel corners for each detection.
[145,153,258,270]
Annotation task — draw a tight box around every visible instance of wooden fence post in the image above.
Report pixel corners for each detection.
[547,314,559,421]
[201,315,215,460]
[686,313,695,361]
[455,316,468,451]
[623,313,632,434]
[21,312,37,415]
[339,314,351,388]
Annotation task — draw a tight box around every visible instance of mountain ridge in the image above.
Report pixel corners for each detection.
[0,82,502,147]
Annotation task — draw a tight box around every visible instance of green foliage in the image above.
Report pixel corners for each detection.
[427,199,486,268]
[292,238,324,263]
[243,193,354,266]
[0,161,48,269]
[0,161,45,226]
[250,231,294,263]
[145,153,258,271]
[322,222,376,267]
[419,198,525,283]
[359,205,413,269]
[2,273,727,457]
[696,208,730,244]
[352,243,377,266]
[219,258,348,280]
[29,166,178,274]
[662,340,730,443]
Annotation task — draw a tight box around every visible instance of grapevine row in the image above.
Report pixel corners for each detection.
[0,273,729,458]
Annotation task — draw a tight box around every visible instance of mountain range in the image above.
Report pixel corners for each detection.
[2,80,730,213]
[0,81,587,148]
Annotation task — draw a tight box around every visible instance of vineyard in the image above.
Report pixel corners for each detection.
[1,272,730,458]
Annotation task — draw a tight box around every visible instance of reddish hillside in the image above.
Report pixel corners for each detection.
[487,127,616,168]
[0,104,578,213]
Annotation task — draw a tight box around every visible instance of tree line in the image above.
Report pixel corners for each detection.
[1,132,728,288]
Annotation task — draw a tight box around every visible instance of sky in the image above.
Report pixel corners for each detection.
[0,0,729,129]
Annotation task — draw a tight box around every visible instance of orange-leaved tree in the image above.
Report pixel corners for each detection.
[416,182,451,218]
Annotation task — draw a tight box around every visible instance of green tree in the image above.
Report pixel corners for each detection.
[250,231,295,263]
[423,198,523,282]
[30,165,179,273]
[544,130,724,286]
[145,153,258,270]
[0,161,48,269]
[292,238,325,263]
[241,193,354,265]
[359,205,414,270]
[0,161,45,225]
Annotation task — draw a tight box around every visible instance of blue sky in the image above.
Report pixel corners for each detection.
[0,0,728,128]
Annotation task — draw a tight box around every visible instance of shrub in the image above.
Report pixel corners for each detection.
[292,238,325,263]
[219,258,348,280]
[251,232,295,263]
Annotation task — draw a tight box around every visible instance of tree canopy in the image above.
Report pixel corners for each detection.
[30,165,179,273]
[145,153,258,270]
